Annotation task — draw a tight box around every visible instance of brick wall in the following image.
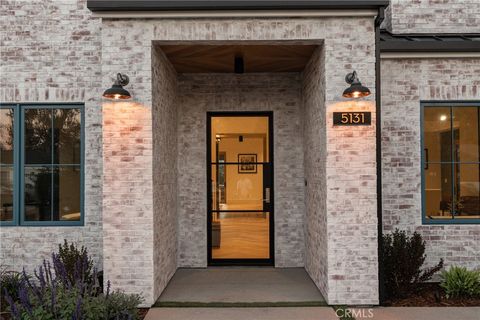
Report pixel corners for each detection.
[303,46,329,299]
[152,46,178,300]
[176,73,306,268]
[384,0,480,33]
[102,16,378,304]
[0,0,103,272]
[381,57,480,271]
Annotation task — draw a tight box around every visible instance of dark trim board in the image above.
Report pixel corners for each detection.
[87,0,390,12]
[206,111,275,266]
[380,31,480,53]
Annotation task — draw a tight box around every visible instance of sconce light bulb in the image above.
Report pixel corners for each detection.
[440,115,447,121]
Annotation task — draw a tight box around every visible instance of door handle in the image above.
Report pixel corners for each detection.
[264,187,270,204]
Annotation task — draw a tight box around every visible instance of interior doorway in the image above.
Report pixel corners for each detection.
[207,112,274,265]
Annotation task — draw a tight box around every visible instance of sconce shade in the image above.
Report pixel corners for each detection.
[103,73,131,100]
[342,71,371,99]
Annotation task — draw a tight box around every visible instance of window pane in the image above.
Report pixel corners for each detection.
[53,166,81,221]
[424,107,451,163]
[53,109,81,164]
[24,167,52,221]
[25,109,52,164]
[425,163,453,219]
[0,108,14,164]
[455,164,480,219]
[0,167,14,221]
[453,107,479,163]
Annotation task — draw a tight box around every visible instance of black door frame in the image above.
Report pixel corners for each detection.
[206,111,275,266]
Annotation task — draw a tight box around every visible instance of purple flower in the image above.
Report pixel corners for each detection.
[4,288,20,320]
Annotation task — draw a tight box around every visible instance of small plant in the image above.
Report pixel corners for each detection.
[440,266,480,298]
[58,240,94,286]
[4,241,144,320]
[0,267,23,313]
[381,229,444,299]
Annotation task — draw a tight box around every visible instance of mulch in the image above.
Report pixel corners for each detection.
[383,283,480,307]
[138,308,150,319]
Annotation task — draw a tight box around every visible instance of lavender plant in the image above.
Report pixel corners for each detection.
[4,242,143,320]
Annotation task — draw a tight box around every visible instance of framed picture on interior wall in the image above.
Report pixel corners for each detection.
[238,154,257,174]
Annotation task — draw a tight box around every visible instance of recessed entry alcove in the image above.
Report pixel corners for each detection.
[151,40,323,270]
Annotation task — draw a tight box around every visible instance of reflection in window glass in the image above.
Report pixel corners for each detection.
[456,164,480,219]
[25,109,52,164]
[0,108,14,165]
[24,167,52,221]
[53,166,81,221]
[453,107,479,163]
[0,167,14,221]
[1,108,14,222]
[54,109,81,164]
[423,105,480,221]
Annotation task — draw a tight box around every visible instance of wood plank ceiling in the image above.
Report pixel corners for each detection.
[158,44,318,73]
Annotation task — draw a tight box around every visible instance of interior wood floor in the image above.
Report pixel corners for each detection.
[212,213,269,259]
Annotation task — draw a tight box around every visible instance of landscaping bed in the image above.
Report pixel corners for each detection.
[384,282,480,307]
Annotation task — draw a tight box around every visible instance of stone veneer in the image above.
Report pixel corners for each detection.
[0,0,103,272]
[381,58,480,271]
[176,73,305,268]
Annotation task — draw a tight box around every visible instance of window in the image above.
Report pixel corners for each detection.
[422,102,480,224]
[0,104,84,226]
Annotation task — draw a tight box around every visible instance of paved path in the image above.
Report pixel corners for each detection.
[156,267,325,304]
[145,306,480,320]
[369,307,480,320]
[145,307,338,320]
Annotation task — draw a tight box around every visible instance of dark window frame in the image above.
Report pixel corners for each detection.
[421,101,480,225]
[0,103,84,227]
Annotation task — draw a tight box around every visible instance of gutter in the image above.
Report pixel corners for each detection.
[374,5,386,305]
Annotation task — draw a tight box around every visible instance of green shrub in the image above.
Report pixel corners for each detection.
[381,229,444,299]
[1,267,23,313]
[57,240,94,286]
[440,266,480,298]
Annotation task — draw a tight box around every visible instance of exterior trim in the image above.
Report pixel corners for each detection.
[87,0,390,12]
[381,52,480,59]
[380,31,480,53]
[92,9,378,18]
[420,101,480,225]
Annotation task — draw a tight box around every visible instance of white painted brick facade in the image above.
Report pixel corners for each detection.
[381,58,480,271]
[1,0,477,308]
[0,0,103,272]
[383,0,480,33]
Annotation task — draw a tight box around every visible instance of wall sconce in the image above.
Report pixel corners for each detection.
[103,73,132,100]
[342,71,371,99]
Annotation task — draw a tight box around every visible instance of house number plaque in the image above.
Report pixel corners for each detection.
[333,112,371,126]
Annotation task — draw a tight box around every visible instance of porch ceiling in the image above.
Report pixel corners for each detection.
[157,44,318,73]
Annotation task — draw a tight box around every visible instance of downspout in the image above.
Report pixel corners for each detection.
[375,5,386,305]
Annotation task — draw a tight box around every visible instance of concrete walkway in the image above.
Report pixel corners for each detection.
[369,307,480,320]
[145,307,338,320]
[155,267,325,305]
[145,306,480,320]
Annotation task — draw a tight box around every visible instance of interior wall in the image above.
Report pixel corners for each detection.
[176,73,306,268]
[302,46,329,300]
[152,46,178,300]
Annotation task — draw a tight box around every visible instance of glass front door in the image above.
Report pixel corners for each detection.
[207,113,274,265]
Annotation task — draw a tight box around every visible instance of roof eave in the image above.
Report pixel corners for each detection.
[87,0,390,12]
